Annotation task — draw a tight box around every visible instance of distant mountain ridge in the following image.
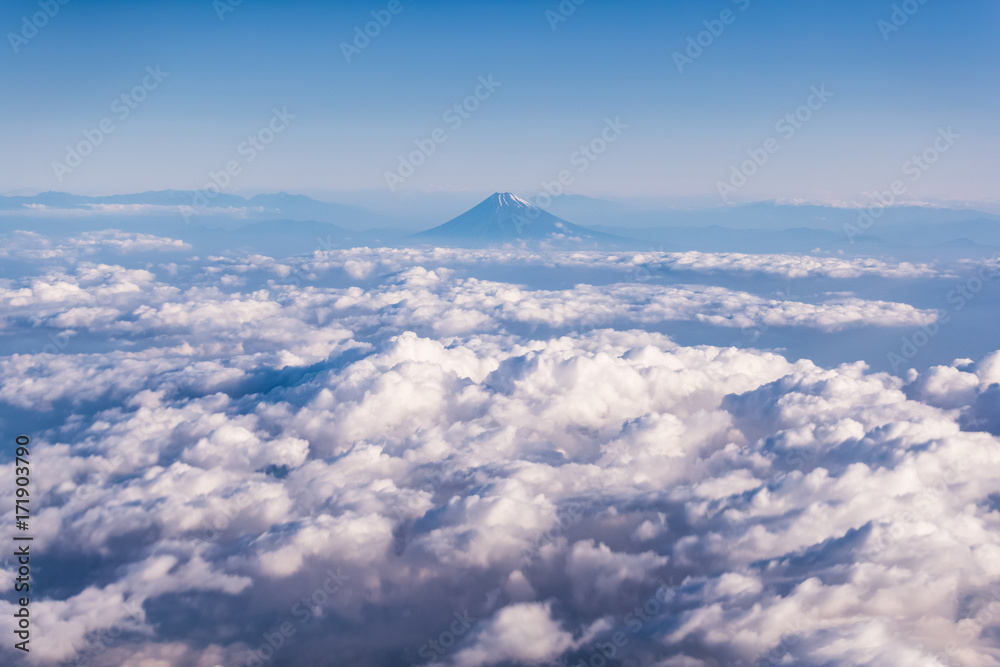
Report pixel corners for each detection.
[4,190,997,233]
[3,190,999,257]
[542,195,1000,231]
[0,190,388,229]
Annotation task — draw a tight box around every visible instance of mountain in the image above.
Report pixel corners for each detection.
[7,189,999,257]
[542,196,1000,231]
[0,189,249,210]
[414,192,628,247]
[0,190,388,229]
[584,224,891,254]
[244,192,387,227]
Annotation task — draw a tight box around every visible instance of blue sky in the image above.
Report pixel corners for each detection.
[1,0,997,205]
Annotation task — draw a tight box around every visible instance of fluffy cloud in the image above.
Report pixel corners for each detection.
[0,234,997,666]
[446,602,576,667]
[653,250,943,279]
[301,247,945,280]
[0,230,190,260]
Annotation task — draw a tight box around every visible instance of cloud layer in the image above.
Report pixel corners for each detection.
[0,233,997,667]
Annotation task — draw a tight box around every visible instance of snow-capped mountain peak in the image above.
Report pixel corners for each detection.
[414,191,624,247]
[489,192,535,210]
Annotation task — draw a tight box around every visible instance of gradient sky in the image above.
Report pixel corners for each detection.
[1,0,998,205]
